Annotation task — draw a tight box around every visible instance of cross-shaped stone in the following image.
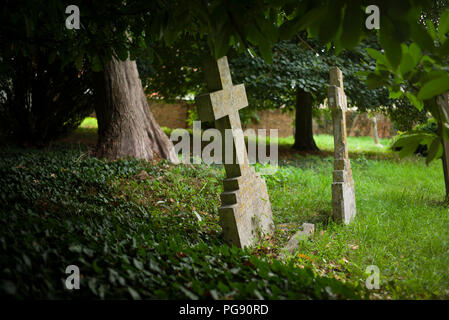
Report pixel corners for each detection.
[195,56,274,248]
[196,56,250,178]
[328,66,356,224]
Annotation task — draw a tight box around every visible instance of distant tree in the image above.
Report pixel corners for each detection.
[141,36,395,152]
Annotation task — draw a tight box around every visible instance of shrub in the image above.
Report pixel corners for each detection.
[0,53,94,147]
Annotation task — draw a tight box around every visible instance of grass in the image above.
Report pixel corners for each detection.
[49,118,449,299]
[277,135,391,155]
[79,117,98,128]
[267,155,449,299]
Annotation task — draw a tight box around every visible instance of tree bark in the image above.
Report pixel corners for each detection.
[94,56,178,163]
[292,87,319,152]
[372,116,382,146]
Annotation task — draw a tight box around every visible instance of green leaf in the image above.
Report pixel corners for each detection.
[438,10,449,41]
[133,258,144,270]
[439,38,449,56]
[318,1,343,44]
[366,48,388,66]
[426,137,442,165]
[417,75,449,100]
[399,53,415,77]
[389,90,403,99]
[425,19,437,41]
[340,1,362,49]
[405,92,424,110]
[379,18,402,69]
[365,73,385,89]
[214,26,231,59]
[410,23,434,52]
[258,41,272,64]
[279,6,325,40]
[408,43,421,65]
[179,285,199,300]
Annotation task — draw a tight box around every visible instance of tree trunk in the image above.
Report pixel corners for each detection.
[292,87,319,152]
[94,56,178,163]
[372,116,382,146]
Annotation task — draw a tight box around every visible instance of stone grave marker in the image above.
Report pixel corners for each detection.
[282,223,315,256]
[327,67,357,224]
[195,56,274,248]
[436,93,449,198]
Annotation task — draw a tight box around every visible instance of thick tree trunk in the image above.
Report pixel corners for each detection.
[292,87,319,152]
[94,56,178,163]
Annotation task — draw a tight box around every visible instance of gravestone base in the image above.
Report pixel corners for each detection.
[332,180,356,224]
[219,167,274,248]
[332,159,356,224]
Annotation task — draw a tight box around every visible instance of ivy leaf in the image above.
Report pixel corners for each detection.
[417,75,449,100]
[128,287,141,300]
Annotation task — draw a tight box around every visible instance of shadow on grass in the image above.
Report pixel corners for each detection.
[55,127,397,164]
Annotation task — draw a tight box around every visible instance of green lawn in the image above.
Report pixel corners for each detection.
[267,155,448,299]
[278,135,391,155]
[19,119,448,299]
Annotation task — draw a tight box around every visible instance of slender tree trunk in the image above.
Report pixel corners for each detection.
[94,56,178,163]
[292,86,319,152]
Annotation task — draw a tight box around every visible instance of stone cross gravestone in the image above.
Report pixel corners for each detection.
[327,66,357,224]
[195,56,274,248]
[436,93,449,197]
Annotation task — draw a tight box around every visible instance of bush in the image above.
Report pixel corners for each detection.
[0,147,361,299]
[0,53,94,147]
[389,118,439,159]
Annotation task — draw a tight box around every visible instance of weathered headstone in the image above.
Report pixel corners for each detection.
[327,67,356,224]
[195,56,274,248]
[436,93,449,198]
[282,223,315,256]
